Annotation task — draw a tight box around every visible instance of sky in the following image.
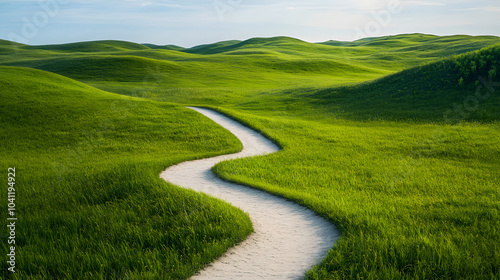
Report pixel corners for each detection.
[1,0,499,47]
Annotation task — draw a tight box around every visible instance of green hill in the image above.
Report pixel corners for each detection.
[185,40,242,54]
[142,43,185,51]
[9,55,183,82]
[2,34,499,105]
[307,44,500,121]
[0,66,252,279]
[320,34,500,66]
[28,40,151,52]
[0,39,27,54]
[1,33,500,279]
[202,41,500,280]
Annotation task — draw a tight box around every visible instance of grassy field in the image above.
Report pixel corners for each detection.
[213,111,500,279]
[210,45,500,279]
[1,34,499,279]
[0,67,252,279]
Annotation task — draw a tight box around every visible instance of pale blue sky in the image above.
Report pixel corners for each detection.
[1,0,499,47]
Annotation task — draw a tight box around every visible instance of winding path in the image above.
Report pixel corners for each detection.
[160,107,340,280]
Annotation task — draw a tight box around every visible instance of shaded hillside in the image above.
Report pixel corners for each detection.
[310,44,500,122]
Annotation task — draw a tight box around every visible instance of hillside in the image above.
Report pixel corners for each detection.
[200,42,500,280]
[307,44,500,122]
[0,66,252,279]
[1,34,499,105]
[28,40,150,52]
[0,39,26,54]
[1,34,500,279]
[142,43,185,51]
[184,39,242,54]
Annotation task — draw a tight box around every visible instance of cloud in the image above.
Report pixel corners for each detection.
[1,0,499,46]
[454,6,500,12]
[350,0,389,10]
[406,1,446,6]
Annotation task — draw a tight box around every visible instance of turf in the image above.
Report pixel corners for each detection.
[212,108,500,279]
[210,45,500,279]
[0,66,252,279]
[1,33,500,279]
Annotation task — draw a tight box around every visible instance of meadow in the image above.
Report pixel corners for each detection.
[0,67,251,279]
[1,33,499,279]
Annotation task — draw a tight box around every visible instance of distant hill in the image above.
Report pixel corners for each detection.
[7,55,183,82]
[311,44,500,122]
[185,37,326,55]
[142,43,185,51]
[1,34,499,105]
[232,36,308,48]
[320,33,500,57]
[184,40,242,54]
[0,39,27,54]
[28,40,151,52]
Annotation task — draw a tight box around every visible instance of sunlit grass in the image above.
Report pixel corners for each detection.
[212,106,500,279]
[0,66,252,279]
[1,33,499,279]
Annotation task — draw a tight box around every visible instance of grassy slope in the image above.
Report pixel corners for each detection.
[214,108,500,279]
[2,34,499,106]
[305,43,500,122]
[1,34,500,279]
[0,66,252,279]
[0,39,388,104]
[143,44,185,51]
[212,45,500,279]
[27,40,150,52]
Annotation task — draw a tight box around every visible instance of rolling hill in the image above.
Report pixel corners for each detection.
[142,43,185,51]
[306,43,500,121]
[1,33,499,279]
[28,40,150,52]
[0,66,252,279]
[203,43,500,279]
[1,34,499,105]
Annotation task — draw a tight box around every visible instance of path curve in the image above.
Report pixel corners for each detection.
[160,107,340,280]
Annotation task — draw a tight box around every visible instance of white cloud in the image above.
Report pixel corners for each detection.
[454,6,500,12]
[1,0,499,46]
[351,0,389,10]
[406,1,446,6]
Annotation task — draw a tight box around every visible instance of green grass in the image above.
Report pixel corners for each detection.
[1,33,500,279]
[303,43,500,122]
[26,40,150,52]
[212,108,500,279]
[0,66,252,279]
[207,45,500,279]
[1,34,499,106]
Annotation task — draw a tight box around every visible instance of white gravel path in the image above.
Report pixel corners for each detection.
[160,107,340,280]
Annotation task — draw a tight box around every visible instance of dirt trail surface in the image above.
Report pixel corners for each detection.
[160,107,340,280]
